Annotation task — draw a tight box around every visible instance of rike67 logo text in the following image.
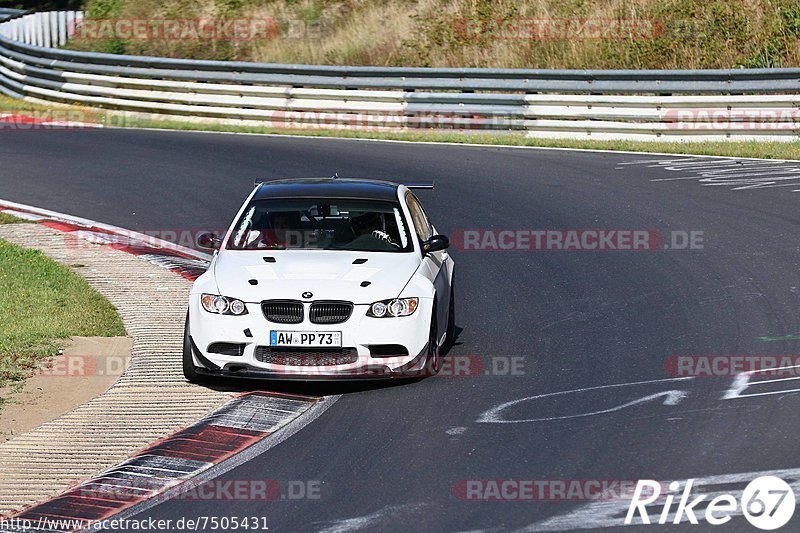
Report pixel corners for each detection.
[626,476,795,530]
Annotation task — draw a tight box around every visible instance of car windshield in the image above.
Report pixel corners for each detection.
[226,198,413,252]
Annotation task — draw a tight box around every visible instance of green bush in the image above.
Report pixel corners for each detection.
[68,0,800,68]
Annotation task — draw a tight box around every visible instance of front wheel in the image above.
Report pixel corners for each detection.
[445,274,456,349]
[425,309,441,376]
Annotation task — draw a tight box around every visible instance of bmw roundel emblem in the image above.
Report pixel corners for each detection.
[302,291,313,299]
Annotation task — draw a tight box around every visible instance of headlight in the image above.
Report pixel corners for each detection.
[201,294,248,315]
[367,297,418,318]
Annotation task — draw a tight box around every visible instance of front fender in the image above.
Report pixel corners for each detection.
[189,270,218,296]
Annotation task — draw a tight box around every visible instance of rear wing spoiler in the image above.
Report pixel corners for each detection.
[405,182,435,190]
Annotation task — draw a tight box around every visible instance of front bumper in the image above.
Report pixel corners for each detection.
[188,295,433,380]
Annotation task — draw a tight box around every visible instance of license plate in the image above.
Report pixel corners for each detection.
[269,331,342,347]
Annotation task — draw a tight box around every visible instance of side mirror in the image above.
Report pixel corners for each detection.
[422,234,449,254]
[197,232,221,250]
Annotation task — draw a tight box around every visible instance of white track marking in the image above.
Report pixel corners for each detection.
[619,158,788,168]
[619,158,800,192]
[477,378,693,423]
[723,364,800,400]
[517,468,800,531]
[723,372,753,400]
[314,503,428,533]
[732,388,800,399]
[746,375,800,385]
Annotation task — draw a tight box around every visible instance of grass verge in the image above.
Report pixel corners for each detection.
[0,238,126,404]
[0,213,32,225]
[3,95,800,160]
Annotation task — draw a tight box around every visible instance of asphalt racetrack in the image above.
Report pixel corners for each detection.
[2,127,800,531]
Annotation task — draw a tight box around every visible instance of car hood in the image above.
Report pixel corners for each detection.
[213,250,421,304]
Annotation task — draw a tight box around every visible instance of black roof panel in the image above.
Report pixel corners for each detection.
[252,178,400,201]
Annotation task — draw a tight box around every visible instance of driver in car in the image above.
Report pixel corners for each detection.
[261,211,302,248]
[351,212,393,243]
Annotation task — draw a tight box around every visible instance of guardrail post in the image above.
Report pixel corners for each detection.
[57,11,66,46]
[43,12,51,48]
[23,15,32,45]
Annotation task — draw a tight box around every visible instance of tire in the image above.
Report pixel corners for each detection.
[182,313,204,383]
[426,308,441,376]
[445,274,456,349]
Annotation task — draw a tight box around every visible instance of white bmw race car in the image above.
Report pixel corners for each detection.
[183,177,455,381]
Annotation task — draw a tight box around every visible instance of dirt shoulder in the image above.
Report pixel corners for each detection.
[0,336,133,442]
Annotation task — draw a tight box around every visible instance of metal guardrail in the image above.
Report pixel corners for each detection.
[0,10,79,47]
[1,10,799,140]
